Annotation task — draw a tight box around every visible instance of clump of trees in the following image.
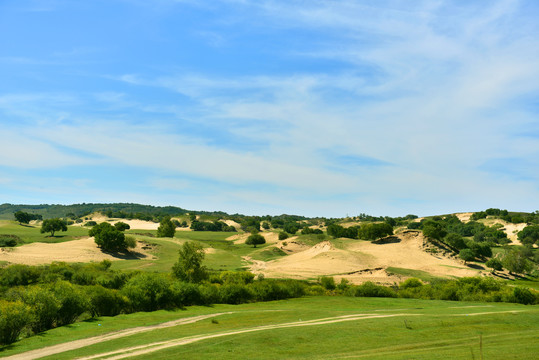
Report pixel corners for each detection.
[357,223,393,240]
[13,211,42,225]
[40,219,67,237]
[190,220,235,232]
[89,222,135,252]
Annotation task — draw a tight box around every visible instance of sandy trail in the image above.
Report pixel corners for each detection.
[3,313,234,360]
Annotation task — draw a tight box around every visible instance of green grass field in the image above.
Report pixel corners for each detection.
[1,297,537,359]
[0,220,89,244]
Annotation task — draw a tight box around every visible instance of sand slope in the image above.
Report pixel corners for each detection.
[0,238,152,265]
[244,231,480,284]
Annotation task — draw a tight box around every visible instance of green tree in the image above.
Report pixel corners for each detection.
[357,223,393,240]
[422,221,447,240]
[246,233,266,248]
[486,258,503,272]
[172,241,208,283]
[459,249,475,264]
[14,211,31,225]
[89,222,133,252]
[40,218,67,237]
[503,249,533,275]
[518,225,539,245]
[157,216,175,238]
[114,221,130,231]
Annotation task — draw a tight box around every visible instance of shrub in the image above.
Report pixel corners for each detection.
[350,282,396,298]
[47,281,88,326]
[85,285,127,317]
[278,232,289,240]
[114,222,131,231]
[121,273,175,312]
[400,278,423,289]
[219,284,253,304]
[0,234,20,247]
[0,300,32,345]
[89,222,129,252]
[319,276,336,290]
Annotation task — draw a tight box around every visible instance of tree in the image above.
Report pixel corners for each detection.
[246,233,266,248]
[172,241,208,283]
[422,221,447,240]
[357,223,393,240]
[14,211,31,225]
[278,231,289,240]
[157,216,175,238]
[40,218,67,237]
[503,249,533,275]
[486,258,503,273]
[114,221,130,231]
[89,222,133,252]
[459,249,475,264]
[518,225,539,245]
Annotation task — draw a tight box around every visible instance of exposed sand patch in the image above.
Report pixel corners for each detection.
[0,238,153,265]
[71,213,160,230]
[499,222,527,245]
[222,220,241,230]
[455,212,473,222]
[204,248,217,254]
[231,232,279,245]
[244,232,479,284]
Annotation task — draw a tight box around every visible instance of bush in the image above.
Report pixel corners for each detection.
[319,276,336,290]
[11,286,60,333]
[47,281,88,326]
[0,234,20,247]
[349,282,396,298]
[246,234,266,248]
[278,232,289,240]
[85,285,128,317]
[89,222,129,252]
[114,222,131,231]
[400,278,423,289]
[0,300,32,345]
[122,273,175,312]
[219,284,253,304]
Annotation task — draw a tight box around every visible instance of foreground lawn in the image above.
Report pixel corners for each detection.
[2,297,537,360]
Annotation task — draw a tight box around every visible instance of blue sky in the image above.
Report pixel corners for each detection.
[0,0,538,217]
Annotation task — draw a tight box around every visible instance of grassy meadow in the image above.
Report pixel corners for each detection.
[1,296,537,360]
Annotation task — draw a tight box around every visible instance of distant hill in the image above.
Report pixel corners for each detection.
[0,203,190,220]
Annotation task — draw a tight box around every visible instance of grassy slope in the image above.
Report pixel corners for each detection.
[1,297,537,360]
[0,220,89,244]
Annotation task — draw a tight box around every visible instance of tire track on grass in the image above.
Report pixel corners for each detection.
[3,313,234,360]
[76,313,422,360]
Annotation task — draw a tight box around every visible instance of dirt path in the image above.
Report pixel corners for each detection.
[2,313,233,360]
[76,313,421,360]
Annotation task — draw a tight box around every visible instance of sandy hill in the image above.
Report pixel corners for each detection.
[243,230,483,284]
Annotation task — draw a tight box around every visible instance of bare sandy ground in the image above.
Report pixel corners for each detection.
[0,238,153,265]
[229,231,279,245]
[71,214,160,230]
[455,212,473,222]
[244,231,480,284]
